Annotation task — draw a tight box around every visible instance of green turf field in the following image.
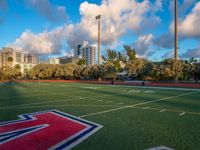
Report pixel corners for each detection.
[0,82,200,150]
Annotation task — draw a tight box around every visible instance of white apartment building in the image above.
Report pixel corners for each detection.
[0,47,38,73]
[75,41,96,66]
[48,58,60,64]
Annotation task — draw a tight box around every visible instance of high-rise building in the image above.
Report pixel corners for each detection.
[85,45,96,66]
[75,41,96,66]
[75,41,87,57]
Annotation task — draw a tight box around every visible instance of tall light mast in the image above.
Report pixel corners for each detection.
[95,15,101,66]
[175,0,178,60]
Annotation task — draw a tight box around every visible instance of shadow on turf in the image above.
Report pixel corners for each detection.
[0,80,29,107]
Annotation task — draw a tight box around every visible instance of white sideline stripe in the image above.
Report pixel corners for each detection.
[114,85,200,91]
[97,100,103,102]
[80,92,197,118]
[179,112,185,116]
[0,94,109,109]
[160,109,166,112]
[145,146,174,150]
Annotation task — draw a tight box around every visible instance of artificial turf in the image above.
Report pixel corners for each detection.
[0,82,199,150]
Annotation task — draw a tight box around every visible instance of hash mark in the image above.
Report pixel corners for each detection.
[179,112,185,116]
[160,109,166,112]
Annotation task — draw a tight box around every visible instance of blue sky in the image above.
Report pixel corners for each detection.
[0,0,200,61]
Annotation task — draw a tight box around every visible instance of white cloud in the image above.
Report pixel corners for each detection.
[178,1,200,39]
[156,1,200,49]
[133,34,154,57]
[169,1,200,39]
[8,0,162,55]
[8,26,67,54]
[67,0,162,47]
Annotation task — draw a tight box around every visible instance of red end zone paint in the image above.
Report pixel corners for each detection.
[0,110,102,150]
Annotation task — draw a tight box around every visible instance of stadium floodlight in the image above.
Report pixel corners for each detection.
[95,15,101,66]
[174,0,178,60]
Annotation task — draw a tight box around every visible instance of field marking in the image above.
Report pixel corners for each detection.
[113,84,200,92]
[145,146,174,150]
[179,112,185,116]
[144,90,155,94]
[131,107,200,116]
[128,90,141,93]
[80,92,198,118]
[0,87,145,108]
[0,83,129,100]
[160,109,166,112]
[0,101,200,116]
[82,86,102,90]
[1,83,198,100]
[0,94,109,109]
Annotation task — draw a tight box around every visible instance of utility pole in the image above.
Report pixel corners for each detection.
[175,0,178,60]
[96,15,101,66]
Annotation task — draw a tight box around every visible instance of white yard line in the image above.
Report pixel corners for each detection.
[80,92,198,118]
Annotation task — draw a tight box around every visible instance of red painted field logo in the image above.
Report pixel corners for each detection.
[0,110,102,150]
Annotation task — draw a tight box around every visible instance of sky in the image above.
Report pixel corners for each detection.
[0,0,200,61]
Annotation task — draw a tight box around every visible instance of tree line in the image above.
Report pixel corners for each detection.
[0,46,200,81]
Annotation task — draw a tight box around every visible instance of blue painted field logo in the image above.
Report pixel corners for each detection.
[0,110,102,150]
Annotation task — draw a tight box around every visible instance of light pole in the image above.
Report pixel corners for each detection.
[174,0,178,60]
[95,15,101,66]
